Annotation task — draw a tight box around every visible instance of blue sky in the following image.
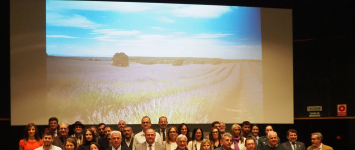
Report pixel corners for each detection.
[46,0,262,59]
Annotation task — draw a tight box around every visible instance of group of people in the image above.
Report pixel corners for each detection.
[19,116,333,150]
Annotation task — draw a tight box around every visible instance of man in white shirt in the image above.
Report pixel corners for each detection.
[135,129,165,150]
[155,116,168,143]
[107,131,131,150]
[35,132,62,150]
[133,116,161,150]
[306,132,333,150]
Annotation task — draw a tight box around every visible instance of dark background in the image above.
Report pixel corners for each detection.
[1,0,355,149]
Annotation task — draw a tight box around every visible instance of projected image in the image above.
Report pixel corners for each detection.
[46,0,262,124]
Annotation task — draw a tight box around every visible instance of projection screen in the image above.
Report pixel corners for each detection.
[10,0,293,125]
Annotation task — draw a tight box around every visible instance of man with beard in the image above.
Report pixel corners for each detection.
[100,126,113,150]
[122,126,135,150]
[98,123,106,140]
[53,123,77,150]
[70,121,84,146]
[260,131,285,150]
[135,129,165,150]
[155,116,168,143]
[241,121,253,138]
[219,122,226,134]
[282,129,305,150]
[306,132,333,150]
[35,132,62,150]
[118,120,127,133]
[133,116,161,150]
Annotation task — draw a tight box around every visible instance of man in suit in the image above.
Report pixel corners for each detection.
[53,123,77,150]
[100,126,113,150]
[258,125,280,149]
[135,128,165,150]
[245,137,258,150]
[122,126,134,150]
[215,133,233,150]
[107,130,130,150]
[306,132,333,150]
[133,116,161,150]
[282,129,305,150]
[155,116,168,143]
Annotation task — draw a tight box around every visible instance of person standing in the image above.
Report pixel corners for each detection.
[281,129,305,150]
[35,132,62,150]
[306,132,333,150]
[19,123,44,150]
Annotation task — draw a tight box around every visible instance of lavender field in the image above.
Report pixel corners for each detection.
[47,57,263,124]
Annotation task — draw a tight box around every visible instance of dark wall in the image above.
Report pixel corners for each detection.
[2,0,355,149]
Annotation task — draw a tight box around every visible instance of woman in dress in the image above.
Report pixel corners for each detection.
[230,124,246,150]
[19,123,43,150]
[177,123,191,143]
[164,126,178,150]
[208,128,221,150]
[187,128,204,150]
[65,137,78,150]
[78,129,96,150]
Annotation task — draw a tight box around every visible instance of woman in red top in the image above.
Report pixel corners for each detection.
[19,123,43,150]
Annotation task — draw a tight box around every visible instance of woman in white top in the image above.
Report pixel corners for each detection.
[163,126,178,150]
[187,128,203,150]
[230,124,246,150]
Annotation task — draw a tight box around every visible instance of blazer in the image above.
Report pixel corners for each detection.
[135,142,166,150]
[106,146,131,150]
[282,141,305,150]
[306,143,333,150]
[122,137,135,150]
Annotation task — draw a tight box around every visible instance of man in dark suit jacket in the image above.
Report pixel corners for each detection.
[155,116,168,144]
[282,129,305,150]
[135,128,165,150]
[122,126,135,150]
[106,130,131,150]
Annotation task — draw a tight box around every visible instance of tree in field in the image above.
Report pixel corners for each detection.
[112,52,129,67]
[172,59,184,66]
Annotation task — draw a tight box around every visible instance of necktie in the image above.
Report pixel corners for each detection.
[149,144,152,150]
[292,142,296,150]
[162,130,166,141]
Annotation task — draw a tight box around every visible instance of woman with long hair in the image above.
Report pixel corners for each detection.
[187,128,204,150]
[230,124,246,150]
[78,129,96,150]
[208,127,221,150]
[177,123,191,143]
[200,139,212,150]
[65,137,78,150]
[164,126,178,150]
[19,123,43,150]
[89,142,104,150]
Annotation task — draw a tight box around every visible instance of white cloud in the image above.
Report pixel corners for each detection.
[46,35,78,38]
[151,27,163,30]
[46,13,100,29]
[193,33,232,39]
[47,1,153,12]
[158,17,175,23]
[172,5,231,18]
[91,29,141,42]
